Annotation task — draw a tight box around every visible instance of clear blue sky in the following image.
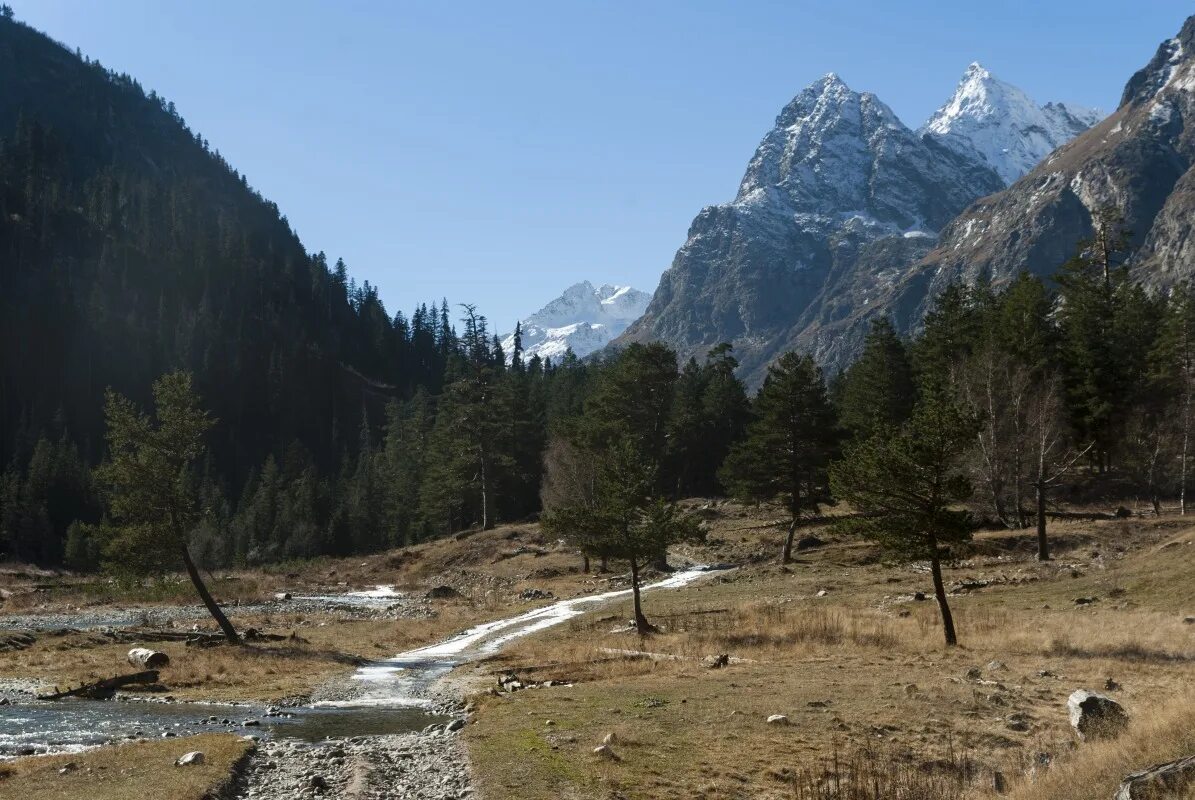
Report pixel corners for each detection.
[16,1,1191,332]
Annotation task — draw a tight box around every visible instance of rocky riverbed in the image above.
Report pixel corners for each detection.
[235,730,472,800]
[0,585,434,631]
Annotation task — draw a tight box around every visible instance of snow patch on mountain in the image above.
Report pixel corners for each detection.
[921,62,1103,185]
[502,281,652,362]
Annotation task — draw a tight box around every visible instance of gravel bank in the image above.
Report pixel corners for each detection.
[235,730,471,800]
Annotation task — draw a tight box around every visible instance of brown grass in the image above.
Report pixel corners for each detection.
[461,510,1195,800]
[1006,691,1195,800]
[0,734,252,800]
[0,601,554,702]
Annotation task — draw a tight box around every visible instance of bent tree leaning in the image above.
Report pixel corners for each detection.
[93,371,240,642]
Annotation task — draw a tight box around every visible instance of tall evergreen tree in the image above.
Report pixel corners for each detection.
[91,371,239,642]
[831,387,979,646]
[837,318,916,441]
[720,353,838,563]
[542,438,702,634]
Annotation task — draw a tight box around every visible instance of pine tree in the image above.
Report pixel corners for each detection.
[542,438,702,634]
[720,352,838,563]
[830,386,979,646]
[91,371,239,641]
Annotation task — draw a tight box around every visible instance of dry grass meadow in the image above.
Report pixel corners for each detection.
[1,505,1193,799]
[0,733,252,800]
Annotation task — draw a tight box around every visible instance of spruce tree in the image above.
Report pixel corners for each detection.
[720,352,838,563]
[837,318,916,441]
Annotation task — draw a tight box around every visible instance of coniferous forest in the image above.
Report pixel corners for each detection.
[3,11,1195,578]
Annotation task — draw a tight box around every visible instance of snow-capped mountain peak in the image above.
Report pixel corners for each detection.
[501,281,652,362]
[920,63,1104,184]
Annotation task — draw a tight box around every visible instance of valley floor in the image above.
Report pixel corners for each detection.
[1,503,1194,799]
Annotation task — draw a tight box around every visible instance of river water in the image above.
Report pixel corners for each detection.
[0,567,717,758]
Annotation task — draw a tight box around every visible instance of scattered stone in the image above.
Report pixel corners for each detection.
[703,653,730,669]
[913,592,927,601]
[795,535,825,551]
[1115,754,1195,799]
[1067,689,1129,740]
[519,588,554,600]
[594,744,619,760]
[175,751,205,766]
[904,684,919,697]
[1114,506,1132,518]
[446,718,466,732]
[309,774,328,791]
[815,589,829,598]
[965,667,983,680]
[425,585,461,600]
[273,592,292,601]
[766,714,789,725]
[985,660,1007,672]
[602,732,617,745]
[58,762,77,774]
[1074,597,1097,605]
[1183,616,1195,625]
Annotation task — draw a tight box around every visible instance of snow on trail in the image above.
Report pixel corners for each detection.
[325,567,718,708]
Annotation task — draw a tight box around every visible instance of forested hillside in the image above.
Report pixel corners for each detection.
[0,12,502,564]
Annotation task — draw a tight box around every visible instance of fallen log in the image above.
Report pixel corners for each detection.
[37,670,160,700]
[127,647,170,669]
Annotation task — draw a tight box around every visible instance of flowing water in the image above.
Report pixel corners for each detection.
[0,567,719,758]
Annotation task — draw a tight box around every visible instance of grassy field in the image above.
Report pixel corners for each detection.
[2,506,1193,798]
[0,734,252,800]
[458,508,1195,800]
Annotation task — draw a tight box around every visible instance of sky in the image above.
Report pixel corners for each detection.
[16,1,1192,333]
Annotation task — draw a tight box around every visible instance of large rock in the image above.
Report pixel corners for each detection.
[175,751,205,766]
[127,647,170,669]
[1115,755,1195,799]
[1067,690,1129,740]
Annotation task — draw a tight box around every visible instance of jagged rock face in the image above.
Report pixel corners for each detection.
[618,74,1005,385]
[909,15,1195,309]
[921,63,1103,185]
[501,281,651,362]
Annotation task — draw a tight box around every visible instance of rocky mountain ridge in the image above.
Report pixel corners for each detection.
[920,62,1102,185]
[617,63,1099,383]
[896,15,1195,323]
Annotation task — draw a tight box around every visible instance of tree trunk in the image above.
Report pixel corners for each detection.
[581,552,590,574]
[781,518,797,564]
[928,544,957,647]
[1035,482,1049,561]
[480,454,494,531]
[181,544,239,643]
[628,556,655,635]
[1183,381,1191,515]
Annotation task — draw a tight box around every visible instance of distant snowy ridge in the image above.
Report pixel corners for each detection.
[920,62,1104,185]
[501,281,652,362]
